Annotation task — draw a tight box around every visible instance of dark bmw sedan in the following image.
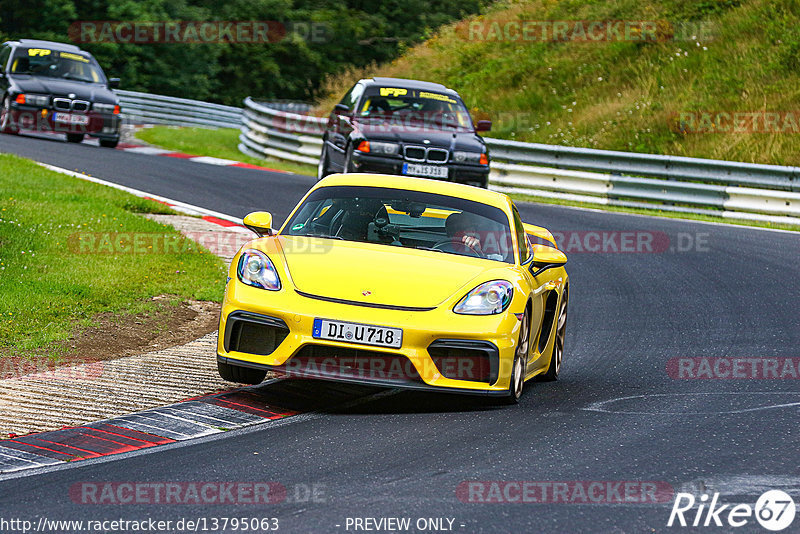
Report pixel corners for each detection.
[319,77,492,188]
[0,39,122,147]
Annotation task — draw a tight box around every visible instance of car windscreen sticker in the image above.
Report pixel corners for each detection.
[379,87,408,97]
[27,48,52,57]
[418,91,457,104]
[59,52,90,63]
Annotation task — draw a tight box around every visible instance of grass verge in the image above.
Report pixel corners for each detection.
[134,126,318,176]
[0,153,226,360]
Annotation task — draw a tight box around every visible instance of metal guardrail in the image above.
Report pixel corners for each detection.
[115,90,243,129]
[231,97,799,226]
[239,97,325,166]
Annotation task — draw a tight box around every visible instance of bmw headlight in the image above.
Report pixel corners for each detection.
[453,151,482,164]
[453,280,514,315]
[370,141,401,155]
[19,94,50,107]
[237,250,281,291]
[93,103,118,114]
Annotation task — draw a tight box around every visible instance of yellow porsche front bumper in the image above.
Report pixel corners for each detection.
[217,279,523,395]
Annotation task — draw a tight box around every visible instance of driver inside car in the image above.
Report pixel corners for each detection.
[445,212,483,253]
[444,212,508,261]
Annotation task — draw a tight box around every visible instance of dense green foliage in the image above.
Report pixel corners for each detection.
[318,0,800,165]
[0,0,488,105]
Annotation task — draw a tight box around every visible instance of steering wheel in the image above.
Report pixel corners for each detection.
[431,238,484,258]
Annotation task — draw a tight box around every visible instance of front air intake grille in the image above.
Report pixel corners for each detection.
[71,100,90,112]
[284,345,424,383]
[224,312,289,356]
[53,98,71,111]
[404,146,426,161]
[426,148,449,163]
[427,339,499,384]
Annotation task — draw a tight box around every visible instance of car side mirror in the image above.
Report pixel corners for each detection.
[108,78,120,89]
[243,211,274,237]
[475,120,492,132]
[530,245,567,276]
[334,103,349,114]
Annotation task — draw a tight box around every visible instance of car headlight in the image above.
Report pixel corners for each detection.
[453,151,482,163]
[453,280,514,315]
[93,103,119,114]
[370,141,401,155]
[237,250,281,291]
[17,94,50,107]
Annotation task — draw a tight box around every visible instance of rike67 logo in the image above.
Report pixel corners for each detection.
[668,490,796,531]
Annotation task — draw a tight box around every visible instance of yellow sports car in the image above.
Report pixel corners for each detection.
[217,174,568,403]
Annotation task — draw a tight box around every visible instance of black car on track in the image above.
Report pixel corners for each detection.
[0,39,122,147]
[318,77,492,188]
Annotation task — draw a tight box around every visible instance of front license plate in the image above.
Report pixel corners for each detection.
[53,113,89,125]
[313,318,402,349]
[402,162,448,178]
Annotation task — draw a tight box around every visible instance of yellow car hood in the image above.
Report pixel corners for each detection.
[278,237,491,309]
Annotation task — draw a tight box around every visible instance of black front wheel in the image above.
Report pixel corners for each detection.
[317,144,331,180]
[540,288,568,382]
[500,308,530,405]
[218,361,267,385]
[343,144,356,173]
[66,133,85,143]
[99,138,119,149]
[0,96,18,134]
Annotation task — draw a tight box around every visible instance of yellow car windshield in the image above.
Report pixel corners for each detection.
[285,185,514,263]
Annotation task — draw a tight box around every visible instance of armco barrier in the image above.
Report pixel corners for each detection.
[234,96,800,226]
[115,90,243,129]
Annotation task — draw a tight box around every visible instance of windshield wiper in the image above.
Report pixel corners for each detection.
[303,233,344,240]
[61,74,88,82]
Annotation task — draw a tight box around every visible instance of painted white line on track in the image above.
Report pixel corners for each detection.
[583,392,800,415]
[189,156,241,166]
[34,161,244,225]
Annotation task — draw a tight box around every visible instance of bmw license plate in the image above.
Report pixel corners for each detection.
[53,113,89,125]
[402,162,448,178]
[313,318,402,349]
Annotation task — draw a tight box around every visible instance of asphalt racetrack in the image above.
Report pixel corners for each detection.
[1,132,798,533]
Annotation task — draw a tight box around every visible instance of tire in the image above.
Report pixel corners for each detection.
[500,308,530,405]
[66,133,85,143]
[0,96,18,135]
[218,361,267,385]
[540,288,568,382]
[343,144,355,173]
[99,138,119,149]
[317,143,331,180]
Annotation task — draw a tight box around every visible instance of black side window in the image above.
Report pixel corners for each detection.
[0,46,11,72]
[348,83,365,110]
[512,207,530,264]
[338,82,364,112]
